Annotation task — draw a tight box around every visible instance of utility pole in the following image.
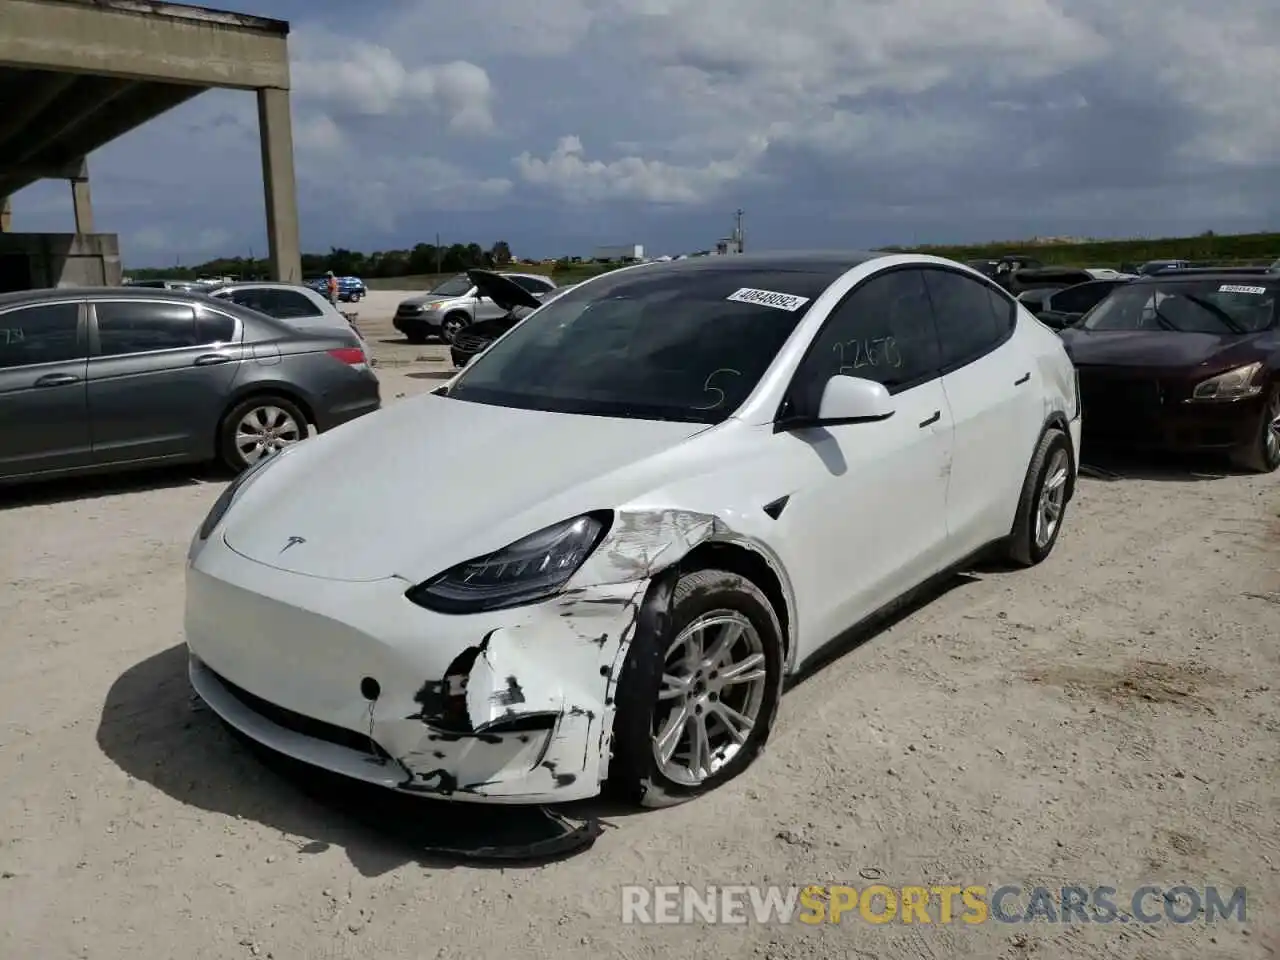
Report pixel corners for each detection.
[733,209,744,253]
[435,233,442,275]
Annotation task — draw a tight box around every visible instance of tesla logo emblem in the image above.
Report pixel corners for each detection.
[279,536,306,554]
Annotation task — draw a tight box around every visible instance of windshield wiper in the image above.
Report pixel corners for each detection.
[1181,294,1246,334]
[1148,306,1180,331]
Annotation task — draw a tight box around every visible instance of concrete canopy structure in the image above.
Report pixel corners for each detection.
[0,0,301,283]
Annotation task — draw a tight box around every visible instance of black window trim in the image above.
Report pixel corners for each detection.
[919,264,1019,377]
[87,298,242,359]
[773,263,947,427]
[0,299,89,369]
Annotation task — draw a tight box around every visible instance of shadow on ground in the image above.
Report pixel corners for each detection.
[0,464,225,510]
[96,645,607,875]
[1079,449,1248,483]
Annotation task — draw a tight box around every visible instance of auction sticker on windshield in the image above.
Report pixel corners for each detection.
[726,288,810,311]
[1218,285,1268,295]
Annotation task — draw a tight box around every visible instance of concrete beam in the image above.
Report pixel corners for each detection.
[0,198,11,233]
[0,82,206,197]
[0,71,77,148]
[0,76,136,166]
[0,0,290,91]
[0,158,88,182]
[257,87,301,283]
[71,160,93,233]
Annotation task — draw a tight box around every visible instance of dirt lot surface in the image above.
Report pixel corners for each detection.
[2,315,1278,959]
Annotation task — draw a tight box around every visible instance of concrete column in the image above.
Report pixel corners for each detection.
[256,86,301,283]
[0,196,11,232]
[70,175,94,234]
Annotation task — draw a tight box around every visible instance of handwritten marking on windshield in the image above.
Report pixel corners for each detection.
[833,337,902,374]
[1218,285,1267,295]
[693,368,742,410]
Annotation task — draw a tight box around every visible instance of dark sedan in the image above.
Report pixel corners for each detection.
[1059,273,1279,471]
[0,287,380,486]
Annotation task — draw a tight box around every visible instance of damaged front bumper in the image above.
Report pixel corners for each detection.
[185,540,650,804]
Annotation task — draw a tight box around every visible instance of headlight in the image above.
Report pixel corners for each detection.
[405,512,611,614]
[196,452,279,541]
[1188,362,1264,401]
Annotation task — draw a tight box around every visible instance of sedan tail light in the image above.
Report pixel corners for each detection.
[327,346,367,365]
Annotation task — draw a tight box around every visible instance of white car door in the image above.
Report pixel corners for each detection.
[922,267,1045,560]
[771,267,956,653]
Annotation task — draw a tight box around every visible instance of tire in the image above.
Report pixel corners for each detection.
[440,313,469,342]
[349,292,364,303]
[1004,427,1072,567]
[609,569,785,808]
[1229,383,1280,474]
[218,395,309,473]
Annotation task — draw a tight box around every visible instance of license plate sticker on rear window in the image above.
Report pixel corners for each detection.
[726,288,810,312]
[1218,284,1267,295]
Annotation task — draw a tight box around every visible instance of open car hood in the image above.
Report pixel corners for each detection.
[467,269,543,313]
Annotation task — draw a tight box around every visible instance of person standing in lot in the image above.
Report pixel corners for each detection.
[326,271,339,305]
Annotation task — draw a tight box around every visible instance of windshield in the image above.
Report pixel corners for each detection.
[429,275,474,297]
[1082,280,1277,334]
[446,266,833,423]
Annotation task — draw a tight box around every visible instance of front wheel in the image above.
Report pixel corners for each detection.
[1230,384,1280,474]
[609,569,785,808]
[218,395,308,473]
[440,313,468,342]
[1004,427,1072,567]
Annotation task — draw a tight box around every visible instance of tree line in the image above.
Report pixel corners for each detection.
[128,240,518,281]
[126,231,1280,281]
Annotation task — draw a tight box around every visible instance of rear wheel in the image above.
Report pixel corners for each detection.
[1229,384,1280,474]
[609,569,784,808]
[218,395,308,473]
[440,313,469,342]
[1004,427,1071,567]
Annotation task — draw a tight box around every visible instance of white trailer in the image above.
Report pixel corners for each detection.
[593,243,644,262]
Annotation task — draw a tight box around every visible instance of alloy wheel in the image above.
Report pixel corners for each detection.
[651,611,768,787]
[1034,447,1070,549]
[235,405,303,466]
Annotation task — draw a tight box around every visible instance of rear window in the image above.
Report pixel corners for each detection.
[449,266,835,423]
[1082,280,1277,334]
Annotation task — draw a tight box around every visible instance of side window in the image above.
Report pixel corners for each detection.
[95,301,198,356]
[1051,282,1113,314]
[792,269,941,404]
[195,309,237,343]
[228,288,322,319]
[0,303,82,369]
[922,270,1014,369]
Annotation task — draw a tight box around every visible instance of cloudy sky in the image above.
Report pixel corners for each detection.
[10,0,1280,265]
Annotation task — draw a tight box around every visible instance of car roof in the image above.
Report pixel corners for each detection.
[0,286,219,308]
[611,250,885,277]
[209,281,318,291]
[1132,271,1279,285]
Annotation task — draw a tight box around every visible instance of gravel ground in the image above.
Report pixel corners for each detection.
[1,315,1278,959]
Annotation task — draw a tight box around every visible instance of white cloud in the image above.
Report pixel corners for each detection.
[513,134,766,203]
[291,32,496,135]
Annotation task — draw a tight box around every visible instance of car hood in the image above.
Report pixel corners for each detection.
[399,293,450,307]
[467,269,543,312]
[1060,329,1265,369]
[220,394,714,582]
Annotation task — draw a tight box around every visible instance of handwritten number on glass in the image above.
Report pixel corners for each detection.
[833,336,902,374]
[693,367,742,410]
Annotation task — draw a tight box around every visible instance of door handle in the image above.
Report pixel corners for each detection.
[918,410,941,428]
[33,373,79,387]
[193,353,233,366]
[1014,372,1031,385]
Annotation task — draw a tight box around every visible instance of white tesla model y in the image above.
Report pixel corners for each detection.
[185,252,1081,808]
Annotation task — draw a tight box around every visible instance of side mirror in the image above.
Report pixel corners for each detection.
[780,375,896,429]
